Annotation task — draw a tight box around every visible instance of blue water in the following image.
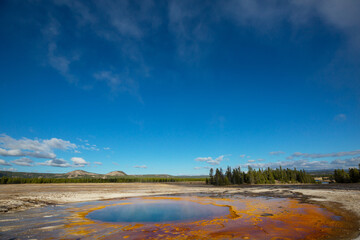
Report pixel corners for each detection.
[86,200,229,223]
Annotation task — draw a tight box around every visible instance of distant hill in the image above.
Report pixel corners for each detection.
[0,170,119,179]
[0,171,62,179]
[64,170,100,178]
[0,170,206,179]
[106,171,127,176]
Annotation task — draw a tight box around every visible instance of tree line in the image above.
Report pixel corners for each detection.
[333,164,360,183]
[0,176,205,184]
[206,166,315,185]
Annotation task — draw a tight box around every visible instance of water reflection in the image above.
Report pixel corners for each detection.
[87,200,229,223]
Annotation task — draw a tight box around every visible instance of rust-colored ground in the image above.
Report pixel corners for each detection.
[1,183,359,239]
[62,196,356,240]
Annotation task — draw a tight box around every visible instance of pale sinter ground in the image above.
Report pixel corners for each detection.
[0,182,359,238]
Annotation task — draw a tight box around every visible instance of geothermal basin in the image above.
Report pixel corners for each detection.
[0,195,358,239]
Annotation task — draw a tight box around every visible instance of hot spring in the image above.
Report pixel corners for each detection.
[86,200,229,223]
[0,195,357,239]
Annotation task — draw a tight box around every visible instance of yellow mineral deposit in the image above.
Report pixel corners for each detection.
[62,196,355,239]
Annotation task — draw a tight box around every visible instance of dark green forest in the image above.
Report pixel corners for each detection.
[0,176,205,184]
[333,164,360,183]
[1,165,359,185]
[206,166,315,185]
[207,164,360,185]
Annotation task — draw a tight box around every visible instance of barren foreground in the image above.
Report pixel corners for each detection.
[1,183,360,239]
[0,182,358,215]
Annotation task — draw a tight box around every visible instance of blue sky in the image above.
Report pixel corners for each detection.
[0,0,359,175]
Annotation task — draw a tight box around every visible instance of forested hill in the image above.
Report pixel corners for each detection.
[0,170,207,184]
[0,170,205,180]
[0,170,128,179]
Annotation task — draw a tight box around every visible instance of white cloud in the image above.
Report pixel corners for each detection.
[38,158,71,168]
[247,160,255,163]
[11,157,34,166]
[103,147,111,150]
[43,138,76,150]
[239,154,246,158]
[0,134,76,159]
[71,157,89,167]
[0,148,23,157]
[269,151,285,155]
[0,159,11,166]
[195,155,225,165]
[134,165,147,169]
[94,161,102,165]
[257,158,265,162]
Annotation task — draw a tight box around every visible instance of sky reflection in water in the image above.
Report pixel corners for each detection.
[87,200,228,223]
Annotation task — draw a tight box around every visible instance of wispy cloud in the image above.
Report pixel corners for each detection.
[194,166,210,170]
[269,151,285,155]
[221,0,360,46]
[94,161,102,165]
[37,1,156,99]
[334,113,347,121]
[42,16,79,84]
[195,155,226,165]
[94,0,157,39]
[287,150,360,159]
[13,0,359,102]
[134,165,147,169]
[94,71,142,102]
[168,0,213,59]
[241,157,360,170]
[80,143,99,151]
